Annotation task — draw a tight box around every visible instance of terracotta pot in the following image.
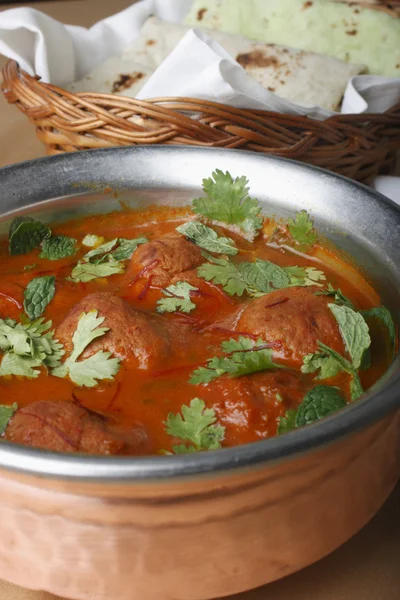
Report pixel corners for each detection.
[0,147,399,600]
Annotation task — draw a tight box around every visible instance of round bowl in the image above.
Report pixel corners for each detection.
[0,146,399,600]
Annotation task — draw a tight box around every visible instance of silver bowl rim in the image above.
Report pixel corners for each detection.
[0,145,399,483]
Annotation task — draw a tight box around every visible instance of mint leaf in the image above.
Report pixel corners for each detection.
[39,235,77,260]
[238,259,290,296]
[278,386,346,434]
[287,210,317,250]
[23,275,56,319]
[190,336,283,384]
[315,283,355,309]
[157,281,198,314]
[192,170,262,240]
[197,256,246,296]
[69,259,124,282]
[0,402,18,435]
[52,310,120,387]
[277,409,297,434]
[84,238,119,262]
[111,237,148,261]
[176,221,237,255]
[361,307,396,357]
[329,304,370,369]
[164,397,225,453]
[286,266,326,287]
[9,217,51,256]
[295,386,346,427]
[84,237,147,263]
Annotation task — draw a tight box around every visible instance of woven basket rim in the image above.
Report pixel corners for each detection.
[2,59,399,185]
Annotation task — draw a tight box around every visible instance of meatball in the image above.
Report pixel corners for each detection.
[207,370,309,443]
[223,287,344,368]
[3,400,146,455]
[56,292,174,369]
[127,234,203,287]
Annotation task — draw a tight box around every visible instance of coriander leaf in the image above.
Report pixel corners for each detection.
[0,353,42,378]
[39,235,77,260]
[157,281,198,314]
[295,386,346,427]
[23,264,37,271]
[192,170,262,240]
[190,336,283,384]
[361,307,396,357]
[176,221,237,255]
[287,210,317,250]
[277,409,297,435]
[315,283,355,310]
[170,443,197,454]
[164,397,225,452]
[111,237,148,261]
[302,345,346,380]
[329,304,371,369]
[23,275,56,319]
[197,256,246,296]
[302,341,353,378]
[69,259,124,282]
[0,402,18,435]
[9,217,51,256]
[302,341,364,401]
[238,259,290,296]
[52,310,120,387]
[0,317,64,378]
[286,266,326,287]
[82,234,104,248]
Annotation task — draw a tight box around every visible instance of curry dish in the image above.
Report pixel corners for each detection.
[0,170,396,456]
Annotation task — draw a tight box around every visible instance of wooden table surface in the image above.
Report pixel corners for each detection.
[0,2,399,599]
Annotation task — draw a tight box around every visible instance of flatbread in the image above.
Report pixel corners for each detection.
[185,0,400,78]
[67,16,365,111]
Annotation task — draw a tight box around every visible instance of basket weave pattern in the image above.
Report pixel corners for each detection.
[2,60,400,183]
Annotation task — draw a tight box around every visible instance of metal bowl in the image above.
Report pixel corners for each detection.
[0,146,399,600]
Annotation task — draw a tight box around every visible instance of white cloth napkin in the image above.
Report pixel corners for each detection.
[0,0,399,118]
[0,0,399,195]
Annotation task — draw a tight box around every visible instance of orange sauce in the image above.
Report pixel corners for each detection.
[0,206,392,454]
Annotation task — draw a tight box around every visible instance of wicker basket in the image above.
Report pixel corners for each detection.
[2,59,400,184]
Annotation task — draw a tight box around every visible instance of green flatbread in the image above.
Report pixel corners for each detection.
[185,0,400,77]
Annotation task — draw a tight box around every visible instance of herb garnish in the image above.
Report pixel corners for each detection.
[302,305,370,400]
[69,236,147,282]
[164,398,225,454]
[192,170,263,240]
[157,281,198,314]
[39,235,77,261]
[287,210,317,251]
[315,283,355,310]
[52,310,120,387]
[361,306,396,357]
[9,217,51,256]
[0,318,64,378]
[23,275,56,320]
[277,385,346,434]
[197,256,326,297]
[176,220,237,255]
[0,402,18,435]
[190,336,283,385]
